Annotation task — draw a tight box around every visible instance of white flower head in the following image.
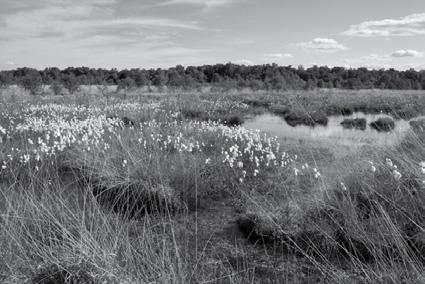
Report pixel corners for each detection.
[393,170,402,181]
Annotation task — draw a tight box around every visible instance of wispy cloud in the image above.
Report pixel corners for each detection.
[0,2,201,41]
[99,18,201,31]
[344,50,424,69]
[296,38,347,52]
[343,13,425,37]
[0,0,211,69]
[391,49,422,57]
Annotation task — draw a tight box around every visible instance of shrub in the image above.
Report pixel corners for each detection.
[62,74,80,94]
[370,117,395,132]
[19,72,43,95]
[340,107,354,116]
[284,110,328,127]
[50,80,63,96]
[340,118,367,130]
[223,115,244,126]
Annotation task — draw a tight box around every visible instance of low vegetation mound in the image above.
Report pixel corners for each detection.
[269,105,329,127]
[340,118,367,130]
[410,118,425,132]
[284,110,329,127]
[370,117,396,132]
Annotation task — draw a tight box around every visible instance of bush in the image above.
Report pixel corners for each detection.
[223,115,244,126]
[340,118,367,130]
[62,74,80,94]
[370,117,395,132]
[50,80,63,96]
[19,72,42,95]
[284,110,328,127]
[340,107,354,116]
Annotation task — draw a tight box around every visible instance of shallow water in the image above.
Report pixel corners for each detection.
[243,112,413,147]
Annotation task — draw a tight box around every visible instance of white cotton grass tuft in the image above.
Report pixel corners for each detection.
[393,170,402,181]
[420,161,425,174]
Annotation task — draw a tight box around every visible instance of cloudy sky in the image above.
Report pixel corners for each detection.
[1,0,425,70]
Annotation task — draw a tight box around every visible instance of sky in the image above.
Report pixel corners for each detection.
[1,0,425,70]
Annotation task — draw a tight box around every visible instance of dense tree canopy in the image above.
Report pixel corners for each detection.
[1,64,425,92]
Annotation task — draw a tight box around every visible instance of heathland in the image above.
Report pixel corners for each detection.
[0,86,424,283]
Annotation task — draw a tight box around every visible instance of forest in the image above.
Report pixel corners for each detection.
[1,63,425,94]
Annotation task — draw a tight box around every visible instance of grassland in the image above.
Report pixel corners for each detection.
[0,88,424,283]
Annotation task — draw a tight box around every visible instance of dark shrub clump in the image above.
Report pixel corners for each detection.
[340,118,367,130]
[370,117,395,132]
[284,111,328,127]
[340,107,354,116]
[223,115,244,126]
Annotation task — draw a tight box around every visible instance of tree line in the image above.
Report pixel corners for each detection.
[1,63,425,94]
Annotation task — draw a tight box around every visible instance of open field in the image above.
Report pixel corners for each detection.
[0,88,424,283]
